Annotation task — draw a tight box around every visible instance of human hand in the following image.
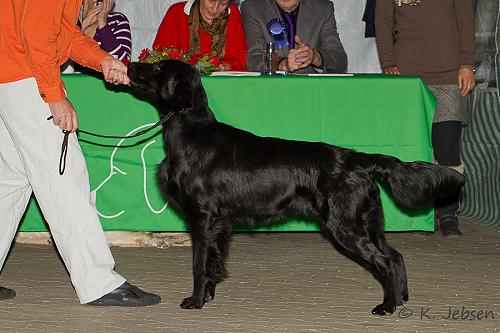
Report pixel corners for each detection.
[285,49,302,72]
[293,36,314,68]
[101,56,130,85]
[97,0,114,28]
[283,36,321,72]
[81,4,102,36]
[48,98,79,132]
[218,63,231,71]
[458,67,475,97]
[383,66,401,75]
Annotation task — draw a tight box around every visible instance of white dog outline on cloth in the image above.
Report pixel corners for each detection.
[90,122,168,219]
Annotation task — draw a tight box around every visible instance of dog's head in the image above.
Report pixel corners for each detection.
[128,60,208,113]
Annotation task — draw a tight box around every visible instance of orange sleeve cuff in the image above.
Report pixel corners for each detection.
[37,80,66,103]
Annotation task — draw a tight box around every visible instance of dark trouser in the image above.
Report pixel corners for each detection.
[432,121,462,218]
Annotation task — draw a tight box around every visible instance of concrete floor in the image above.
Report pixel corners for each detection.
[0,219,499,333]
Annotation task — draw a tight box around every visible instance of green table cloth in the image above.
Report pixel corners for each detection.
[19,74,436,232]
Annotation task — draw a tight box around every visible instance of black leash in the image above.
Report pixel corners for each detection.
[47,111,175,175]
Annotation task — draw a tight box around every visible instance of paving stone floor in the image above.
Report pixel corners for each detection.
[0,219,499,333]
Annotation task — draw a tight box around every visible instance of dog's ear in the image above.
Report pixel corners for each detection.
[191,79,208,109]
[160,76,193,110]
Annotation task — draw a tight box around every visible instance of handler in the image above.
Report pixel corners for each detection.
[0,0,160,306]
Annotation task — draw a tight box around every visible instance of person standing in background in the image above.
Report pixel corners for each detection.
[375,0,476,237]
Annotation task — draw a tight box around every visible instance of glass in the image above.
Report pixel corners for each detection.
[262,42,278,76]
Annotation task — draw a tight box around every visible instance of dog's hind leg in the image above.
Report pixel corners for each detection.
[328,222,399,315]
[323,181,405,315]
[387,245,408,304]
[367,234,409,309]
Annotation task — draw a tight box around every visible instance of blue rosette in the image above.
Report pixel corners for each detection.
[267,18,288,48]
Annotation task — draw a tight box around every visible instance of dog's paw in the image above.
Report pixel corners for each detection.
[180,296,204,309]
[371,302,396,316]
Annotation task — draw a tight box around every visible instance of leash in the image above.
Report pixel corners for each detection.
[47,111,175,175]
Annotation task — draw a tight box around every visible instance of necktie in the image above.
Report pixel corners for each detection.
[283,12,296,49]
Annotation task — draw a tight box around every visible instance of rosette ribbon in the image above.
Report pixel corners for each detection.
[267,18,288,48]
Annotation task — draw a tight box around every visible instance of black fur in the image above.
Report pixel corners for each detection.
[127,60,466,315]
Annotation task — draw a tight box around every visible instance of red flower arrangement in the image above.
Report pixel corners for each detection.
[138,47,219,75]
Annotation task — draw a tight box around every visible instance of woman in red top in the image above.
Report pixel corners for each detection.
[153,0,248,71]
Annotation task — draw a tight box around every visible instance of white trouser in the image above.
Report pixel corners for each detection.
[0,78,125,303]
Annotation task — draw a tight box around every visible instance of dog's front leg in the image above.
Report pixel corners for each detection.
[180,227,208,309]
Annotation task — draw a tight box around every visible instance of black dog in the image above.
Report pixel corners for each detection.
[127,60,465,315]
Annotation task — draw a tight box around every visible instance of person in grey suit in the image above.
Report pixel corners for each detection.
[241,0,347,74]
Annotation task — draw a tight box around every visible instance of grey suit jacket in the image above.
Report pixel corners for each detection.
[240,0,347,74]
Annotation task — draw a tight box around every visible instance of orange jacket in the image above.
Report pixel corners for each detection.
[0,0,110,103]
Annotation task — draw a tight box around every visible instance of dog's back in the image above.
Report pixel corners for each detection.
[161,114,465,226]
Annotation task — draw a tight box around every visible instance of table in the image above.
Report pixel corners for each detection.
[19,74,436,232]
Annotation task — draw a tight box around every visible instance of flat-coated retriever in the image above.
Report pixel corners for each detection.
[127,60,465,315]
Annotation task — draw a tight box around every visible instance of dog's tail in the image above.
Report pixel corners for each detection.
[354,152,466,208]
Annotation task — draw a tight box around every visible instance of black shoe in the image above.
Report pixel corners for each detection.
[0,286,16,300]
[87,282,161,307]
[438,214,463,237]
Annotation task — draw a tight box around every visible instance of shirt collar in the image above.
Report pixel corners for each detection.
[277,2,300,17]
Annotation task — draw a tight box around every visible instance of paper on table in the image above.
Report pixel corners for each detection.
[306,73,354,76]
[211,71,261,76]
